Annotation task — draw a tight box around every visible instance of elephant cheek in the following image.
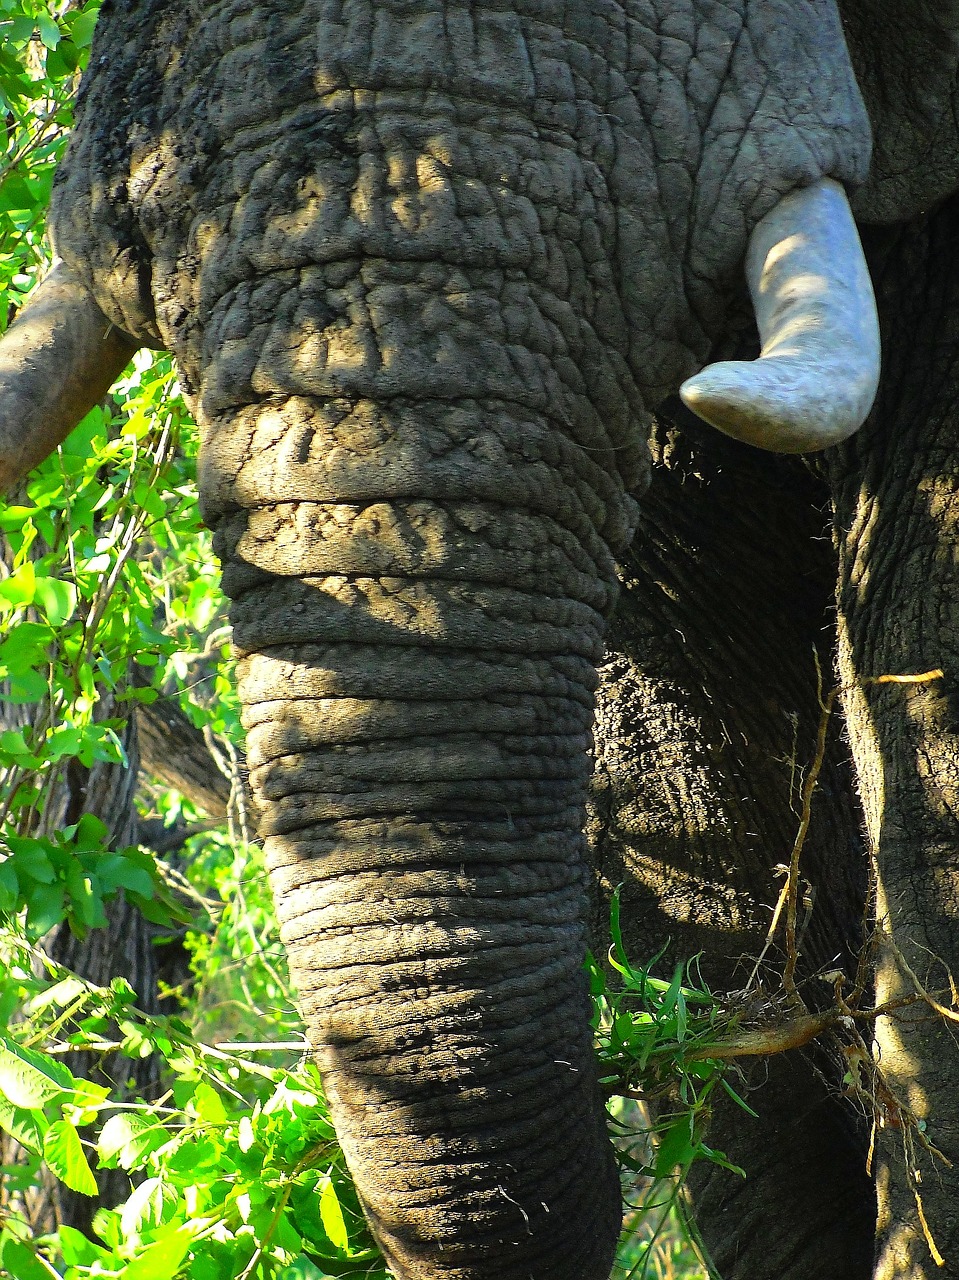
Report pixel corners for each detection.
[208,407,627,1280]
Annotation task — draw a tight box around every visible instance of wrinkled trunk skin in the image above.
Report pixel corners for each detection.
[218,418,627,1279]
[827,200,959,1280]
[206,392,637,1280]
[47,1,873,1275]
[189,99,644,1280]
[591,410,876,1280]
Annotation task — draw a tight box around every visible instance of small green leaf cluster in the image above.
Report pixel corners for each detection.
[0,1009,108,1204]
[588,892,757,1275]
[0,962,387,1280]
[0,812,187,940]
[181,834,300,1048]
[0,0,102,318]
[0,376,192,828]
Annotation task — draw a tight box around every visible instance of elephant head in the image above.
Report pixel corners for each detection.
[0,2,911,1277]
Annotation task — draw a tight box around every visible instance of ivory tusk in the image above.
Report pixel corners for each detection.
[680,178,880,453]
[0,260,139,495]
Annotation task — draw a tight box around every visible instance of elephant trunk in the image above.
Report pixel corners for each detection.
[202,381,634,1277]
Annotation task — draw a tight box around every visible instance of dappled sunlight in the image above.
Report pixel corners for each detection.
[874,1166,933,1280]
[872,1006,929,1119]
[836,615,886,843]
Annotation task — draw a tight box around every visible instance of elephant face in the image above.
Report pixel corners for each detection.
[52,0,873,420]
[0,2,946,1278]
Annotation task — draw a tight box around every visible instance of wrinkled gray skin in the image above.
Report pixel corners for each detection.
[15,1,959,1277]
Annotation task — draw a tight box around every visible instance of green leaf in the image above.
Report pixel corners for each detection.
[67,9,99,48]
[607,886,630,977]
[698,1141,746,1178]
[674,988,688,1043]
[74,812,108,846]
[0,1238,56,1280]
[0,559,35,603]
[719,1075,760,1118]
[130,890,182,927]
[36,12,61,48]
[66,863,108,929]
[0,857,18,908]
[0,727,35,761]
[97,852,155,898]
[0,666,48,702]
[319,1176,350,1252]
[659,967,683,1021]
[24,881,66,938]
[192,1080,228,1125]
[98,1112,169,1170]
[33,575,77,625]
[1,1037,75,1090]
[0,620,53,662]
[57,1225,112,1267]
[122,1226,194,1280]
[0,503,37,529]
[28,975,88,1013]
[653,1116,697,1179]
[120,1176,176,1236]
[0,1094,46,1153]
[0,1043,67,1109]
[0,174,35,214]
[6,837,56,883]
[6,15,36,42]
[44,1119,98,1195]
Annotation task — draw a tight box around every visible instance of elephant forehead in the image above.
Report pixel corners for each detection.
[52,0,868,401]
[181,104,612,309]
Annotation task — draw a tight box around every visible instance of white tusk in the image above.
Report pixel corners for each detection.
[680,178,880,453]
[0,260,138,495]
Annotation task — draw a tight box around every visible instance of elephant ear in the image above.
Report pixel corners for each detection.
[840,0,959,223]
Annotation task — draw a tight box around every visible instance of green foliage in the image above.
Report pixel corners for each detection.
[0,813,186,940]
[589,893,757,1277]
[591,893,755,1178]
[0,0,102,319]
[0,353,203,819]
[0,952,386,1280]
[181,835,302,1048]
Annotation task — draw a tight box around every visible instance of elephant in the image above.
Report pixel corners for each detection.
[1,2,959,1278]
